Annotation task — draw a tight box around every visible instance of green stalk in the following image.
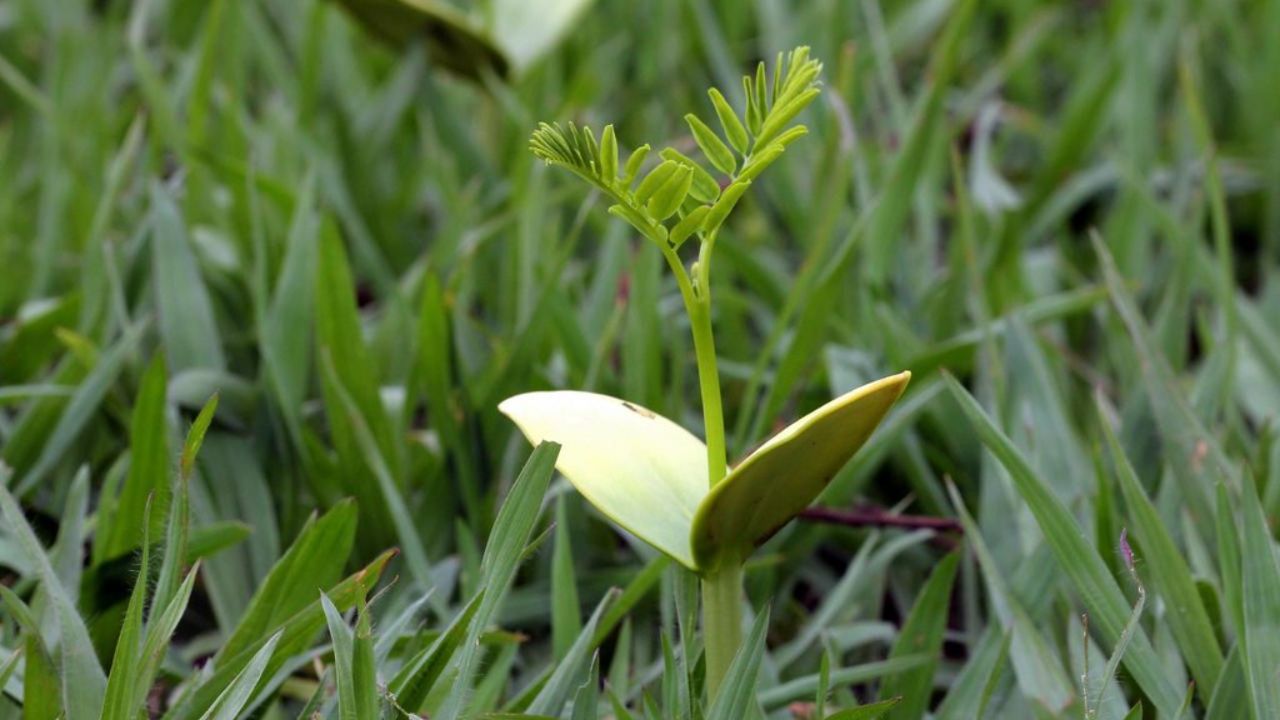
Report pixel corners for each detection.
[658,244,727,486]
[667,239,740,700]
[701,562,744,698]
[689,298,727,486]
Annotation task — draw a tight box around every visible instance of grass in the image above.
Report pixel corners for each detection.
[1,0,1279,718]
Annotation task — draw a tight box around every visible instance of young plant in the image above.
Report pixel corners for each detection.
[501,47,910,700]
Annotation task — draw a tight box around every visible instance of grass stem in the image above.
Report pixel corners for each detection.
[701,561,744,699]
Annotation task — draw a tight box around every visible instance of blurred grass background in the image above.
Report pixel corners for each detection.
[1,0,1279,717]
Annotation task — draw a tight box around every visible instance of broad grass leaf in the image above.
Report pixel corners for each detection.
[388,590,485,712]
[499,391,705,568]
[878,552,959,720]
[320,595,354,715]
[935,630,1010,720]
[136,565,200,714]
[0,582,59,720]
[551,495,582,659]
[0,294,79,382]
[528,589,617,716]
[1215,483,1244,639]
[23,632,60,720]
[262,175,318,427]
[217,500,356,662]
[1094,235,1235,528]
[15,323,144,494]
[195,632,282,720]
[48,468,89,607]
[864,0,976,280]
[320,351,436,595]
[101,502,152,720]
[194,434,280,628]
[1004,319,1087,502]
[352,594,378,720]
[434,442,560,720]
[0,483,106,718]
[100,353,169,561]
[692,372,910,570]
[1206,644,1249,720]
[947,483,1073,713]
[314,223,398,553]
[413,271,479,524]
[1238,473,1280,719]
[321,594,367,720]
[569,654,601,720]
[154,394,217,616]
[827,698,903,720]
[164,550,393,719]
[758,655,932,711]
[0,645,22,701]
[944,374,1184,716]
[1099,401,1223,699]
[150,183,225,373]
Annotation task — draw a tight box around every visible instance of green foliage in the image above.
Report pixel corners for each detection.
[3,0,1280,718]
[877,553,958,720]
[529,46,822,250]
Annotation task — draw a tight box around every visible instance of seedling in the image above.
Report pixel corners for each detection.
[500,47,909,700]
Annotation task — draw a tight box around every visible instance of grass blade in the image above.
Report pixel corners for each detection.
[0,484,106,718]
[828,698,903,720]
[1098,397,1223,698]
[528,588,618,715]
[150,183,225,372]
[1238,473,1280,719]
[155,394,217,615]
[101,501,153,720]
[552,495,583,659]
[98,353,169,562]
[879,552,959,720]
[217,500,357,663]
[15,323,144,494]
[434,441,561,720]
[946,482,1073,713]
[321,594,358,720]
[195,632,283,720]
[164,550,392,719]
[389,590,485,712]
[943,373,1183,715]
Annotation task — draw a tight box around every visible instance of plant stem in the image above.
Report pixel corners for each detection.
[799,506,965,533]
[677,238,742,701]
[692,284,741,699]
[658,244,727,486]
[689,298,727,486]
[660,235,738,701]
[701,561,744,699]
